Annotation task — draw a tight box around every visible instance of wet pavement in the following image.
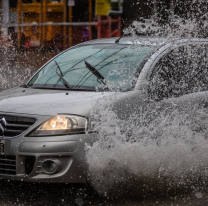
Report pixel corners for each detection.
[1,179,208,206]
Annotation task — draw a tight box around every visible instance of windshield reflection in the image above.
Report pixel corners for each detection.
[28,44,151,91]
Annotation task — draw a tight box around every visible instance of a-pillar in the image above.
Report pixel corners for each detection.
[1,0,10,34]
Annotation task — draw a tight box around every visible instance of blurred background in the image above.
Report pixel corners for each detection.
[0,0,201,51]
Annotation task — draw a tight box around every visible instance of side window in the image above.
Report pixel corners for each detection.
[149,44,208,101]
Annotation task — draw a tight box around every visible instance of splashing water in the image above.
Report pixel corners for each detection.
[0,50,34,91]
[86,1,208,197]
[0,43,57,92]
[86,93,208,196]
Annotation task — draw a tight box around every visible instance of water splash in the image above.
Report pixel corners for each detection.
[124,0,208,40]
[0,41,57,91]
[86,1,208,197]
[87,95,208,196]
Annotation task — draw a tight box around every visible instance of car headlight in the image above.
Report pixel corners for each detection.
[28,115,88,137]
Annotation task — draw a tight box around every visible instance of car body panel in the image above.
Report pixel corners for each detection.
[0,87,114,116]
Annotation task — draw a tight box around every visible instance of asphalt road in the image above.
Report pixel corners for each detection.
[1,180,208,206]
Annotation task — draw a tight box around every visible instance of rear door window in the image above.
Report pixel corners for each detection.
[149,43,208,101]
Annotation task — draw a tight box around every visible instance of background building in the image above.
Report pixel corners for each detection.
[0,0,123,49]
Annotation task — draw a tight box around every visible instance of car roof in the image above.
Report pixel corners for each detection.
[81,36,167,45]
[81,36,208,47]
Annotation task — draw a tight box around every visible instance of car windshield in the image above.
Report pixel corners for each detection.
[28,44,151,91]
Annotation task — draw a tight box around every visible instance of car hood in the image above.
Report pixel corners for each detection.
[0,87,114,116]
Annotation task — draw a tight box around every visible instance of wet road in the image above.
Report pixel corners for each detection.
[1,180,208,206]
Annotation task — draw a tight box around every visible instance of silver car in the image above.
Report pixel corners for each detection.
[0,37,208,183]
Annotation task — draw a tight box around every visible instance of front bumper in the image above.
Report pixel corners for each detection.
[0,112,97,183]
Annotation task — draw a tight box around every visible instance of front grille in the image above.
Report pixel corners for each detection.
[0,155,16,175]
[0,115,36,137]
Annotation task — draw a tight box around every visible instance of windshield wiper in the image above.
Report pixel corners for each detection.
[54,60,73,89]
[84,61,106,85]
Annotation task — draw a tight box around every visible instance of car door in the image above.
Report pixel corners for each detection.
[141,42,208,130]
[148,42,208,102]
